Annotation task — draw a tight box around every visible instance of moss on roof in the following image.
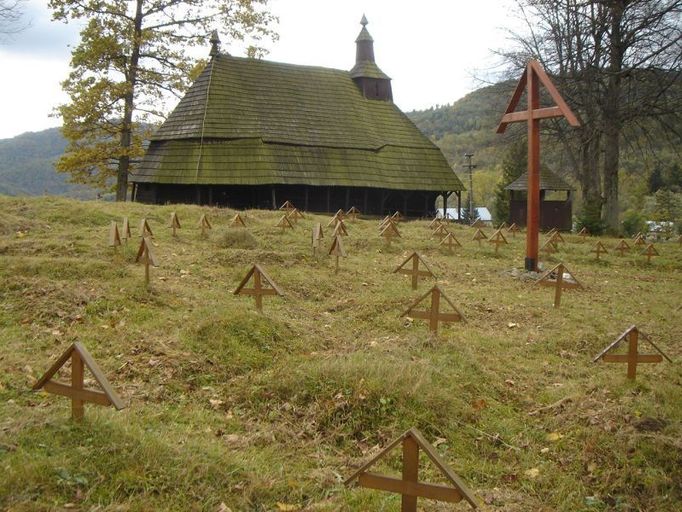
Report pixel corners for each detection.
[133,54,464,191]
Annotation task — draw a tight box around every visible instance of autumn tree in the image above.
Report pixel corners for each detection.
[51,0,277,200]
[502,0,682,232]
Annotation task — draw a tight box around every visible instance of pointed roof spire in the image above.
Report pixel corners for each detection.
[356,14,373,43]
[360,14,368,26]
[351,14,389,81]
[209,30,221,57]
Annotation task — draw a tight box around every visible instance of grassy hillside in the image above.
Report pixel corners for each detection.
[0,197,680,511]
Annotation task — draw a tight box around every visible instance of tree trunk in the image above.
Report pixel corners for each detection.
[115,0,144,201]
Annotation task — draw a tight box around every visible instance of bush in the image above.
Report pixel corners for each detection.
[622,209,647,237]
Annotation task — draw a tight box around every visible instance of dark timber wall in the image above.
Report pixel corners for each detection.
[134,183,449,218]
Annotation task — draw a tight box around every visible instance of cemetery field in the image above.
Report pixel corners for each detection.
[1,195,681,512]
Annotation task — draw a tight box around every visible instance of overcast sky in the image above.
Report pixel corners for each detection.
[0,0,518,139]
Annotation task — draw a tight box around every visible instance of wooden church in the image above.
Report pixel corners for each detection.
[131,17,464,216]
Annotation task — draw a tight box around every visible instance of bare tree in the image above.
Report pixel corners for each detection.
[501,0,682,232]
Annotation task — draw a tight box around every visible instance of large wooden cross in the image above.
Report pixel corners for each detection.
[497,60,580,271]
[593,325,672,380]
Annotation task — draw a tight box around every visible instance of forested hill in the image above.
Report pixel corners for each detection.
[406,80,517,169]
[0,128,94,198]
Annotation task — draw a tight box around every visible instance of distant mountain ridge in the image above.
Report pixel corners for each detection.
[0,128,94,198]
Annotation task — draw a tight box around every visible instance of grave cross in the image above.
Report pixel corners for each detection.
[431,224,449,240]
[135,237,158,286]
[439,232,461,253]
[121,217,132,241]
[276,214,294,231]
[312,223,324,255]
[614,239,630,256]
[279,200,295,211]
[328,234,347,273]
[428,217,443,229]
[633,234,646,247]
[139,218,154,238]
[593,325,672,380]
[332,219,348,237]
[233,264,283,312]
[380,221,401,246]
[497,60,580,271]
[109,221,122,249]
[535,262,582,308]
[488,229,508,254]
[230,213,246,228]
[169,212,181,237]
[578,227,589,238]
[344,427,479,511]
[346,206,361,222]
[401,285,465,334]
[472,228,487,246]
[591,241,608,261]
[507,223,520,237]
[641,243,659,263]
[32,342,125,421]
[393,252,435,290]
[198,214,212,236]
[391,211,402,222]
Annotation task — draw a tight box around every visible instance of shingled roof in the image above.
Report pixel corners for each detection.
[132,53,464,192]
[505,168,574,191]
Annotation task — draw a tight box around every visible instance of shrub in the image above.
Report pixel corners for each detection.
[622,209,647,237]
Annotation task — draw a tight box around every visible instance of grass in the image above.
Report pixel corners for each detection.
[0,195,680,511]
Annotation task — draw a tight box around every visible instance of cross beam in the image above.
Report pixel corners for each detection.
[497,60,579,271]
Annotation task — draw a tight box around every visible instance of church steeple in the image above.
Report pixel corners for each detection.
[350,15,392,101]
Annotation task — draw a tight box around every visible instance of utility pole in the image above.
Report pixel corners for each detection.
[463,153,476,220]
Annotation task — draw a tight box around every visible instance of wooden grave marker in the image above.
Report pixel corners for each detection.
[344,427,479,511]
[169,212,181,237]
[276,214,294,232]
[641,243,659,263]
[470,218,485,229]
[540,239,558,258]
[614,239,630,257]
[379,215,391,229]
[233,264,283,312]
[472,228,487,246]
[431,224,449,240]
[488,229,508,254]
[139,218,153,238]
[391,211,402,223]
[312,223,324,255]
[498,221,509,230]
[593,325,672,380]
[198,213,212,237]
[287,208,304,225]
[380,221,401,246]
[633,234,646,247]
[328,234,347,273]
[346,206,361,222]
[548,230,564,246]
[578,227,589,238]
[108,221,122,250]
[507,222,520,238]
[332,219,348,237]
[591,241,608,261]
[230,213,246,228]
[135,237,158,286]
[632,231,643,240]
[393,252,435,290]
[535,262,582,308]
[121,217,131,241]
[327,211,344,227]
[496,59,580,271]
[428,217,443,229]
[33,342,125,421]
[439,232,461,253]
[279,200,295,211]
[401,285,465,334]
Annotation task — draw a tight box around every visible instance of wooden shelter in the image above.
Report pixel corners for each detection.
[132,18,464,217]
[505,168,574,231]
